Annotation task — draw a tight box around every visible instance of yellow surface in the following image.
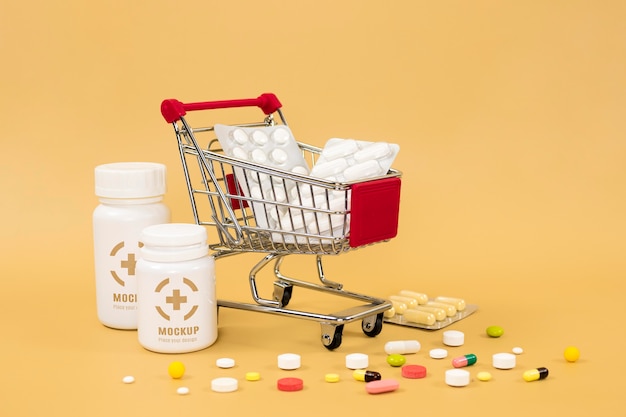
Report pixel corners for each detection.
[1,1,625,416]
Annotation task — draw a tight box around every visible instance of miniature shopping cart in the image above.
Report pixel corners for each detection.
[160,93,402,349]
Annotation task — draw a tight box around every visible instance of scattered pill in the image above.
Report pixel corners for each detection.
[325,373,340,383]
[401,365,427,379]
[403,309,436,326]
[345,353,369,369]
[445,369,470,387]
[443,330,465,347]
[476,371,492,382]
[564,346,580,362]
[387,354,407,367]
[168,361,185,379]
[384,340,421,355]
[176,387,190,395]
[277,377,303,392]
[278,353,301,370]
[434,296,466,311]
[365,379,400,394]
[398,290,429,305]
[211,377,238,393]
[245,371,261,381]
[389,295,418,309]
[523,367,549,382]
[353,369,382,382]
[452,354,477,368]
[216,358,235,368]
[492,353,516,369]
[512,347,524,355]
[486,325,504,338]
[430,348,448,359]
[122,376,135,384]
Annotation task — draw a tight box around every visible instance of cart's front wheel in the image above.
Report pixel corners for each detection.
[362,313,384,337]
[321,324,344,350]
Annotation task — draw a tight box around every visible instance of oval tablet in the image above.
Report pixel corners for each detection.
[365,379,400,394]
[486,325,504,338]
[122,375,135,384]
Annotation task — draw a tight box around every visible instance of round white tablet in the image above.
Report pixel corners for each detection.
[278,353,301,370]
[216,358,235,368]
[211,377,238,393]
[445,369,470,387]
[429,348,448,359]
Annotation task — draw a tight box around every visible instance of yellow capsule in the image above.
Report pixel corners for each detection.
[390,300,407,315]
[411,305,447,321]
[523,367,549,382]
[398,290,429,305]
[404,309,436,326]
[389,295,418,309]
[383,306,396,318]
[434,296,466,311]
[425,301,457,317]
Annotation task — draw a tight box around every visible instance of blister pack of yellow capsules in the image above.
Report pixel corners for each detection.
[383,290,478,330]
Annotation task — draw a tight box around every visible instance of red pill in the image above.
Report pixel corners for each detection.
[401,365,427,379]
[277,377,303,392]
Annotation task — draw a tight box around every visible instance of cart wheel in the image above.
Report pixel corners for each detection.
[273,281,293,307]
[362,313,384,337]
[321,324,344,350]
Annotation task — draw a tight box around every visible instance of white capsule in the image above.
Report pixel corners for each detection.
[311,158,349,178]
[343,160,383,181]
[384,340,421,355]
[354,142,392,162]
[321,139,359,160]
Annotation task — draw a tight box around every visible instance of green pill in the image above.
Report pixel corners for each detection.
[386,354,406,367]
[486,325,504,338]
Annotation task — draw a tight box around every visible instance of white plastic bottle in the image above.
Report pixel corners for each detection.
[136,223,217,353]
[93,162,170,329]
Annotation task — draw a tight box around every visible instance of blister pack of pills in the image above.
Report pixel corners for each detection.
[310,138,400,183]
[214,124,311,231]
[383,290,478,330]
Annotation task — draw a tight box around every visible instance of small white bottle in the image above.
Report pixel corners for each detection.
[93,162,170,329]
[136,223,217,353]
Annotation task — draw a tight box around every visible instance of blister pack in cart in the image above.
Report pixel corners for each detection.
[160,93,402,349]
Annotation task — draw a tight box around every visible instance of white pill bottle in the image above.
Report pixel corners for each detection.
[136,223,217,353]
[93,162,170,330]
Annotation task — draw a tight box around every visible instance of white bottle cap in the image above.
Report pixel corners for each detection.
[211,377,238,393]
[277,353,301,370]
[445,369,470,387]
[140,223,208,262]
[492,353,516,369]
[443,330,465,346]
[95,162,166,198]
[345,353,369,369]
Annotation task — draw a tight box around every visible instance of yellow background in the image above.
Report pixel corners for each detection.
[1,1,625,416]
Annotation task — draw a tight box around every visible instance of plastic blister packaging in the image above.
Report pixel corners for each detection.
[214,124,310,231]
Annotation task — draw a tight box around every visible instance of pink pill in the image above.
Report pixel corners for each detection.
[365,379,400,394]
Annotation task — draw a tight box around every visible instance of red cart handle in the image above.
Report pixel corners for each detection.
[161,93,282,123]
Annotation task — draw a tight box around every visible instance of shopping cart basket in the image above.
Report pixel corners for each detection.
[160,93,402,349]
